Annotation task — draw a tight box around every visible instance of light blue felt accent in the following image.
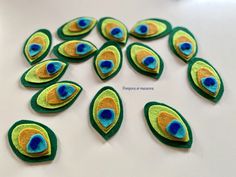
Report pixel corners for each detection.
[56,84,76,100]
[46,62,62,75]
[110,27,124,39]
[76,43,92,55]
[97,108,115,128]
[142,56,157,70]
[134,24,149,35]
[201,76,218,94]
[98,60,114,74]
[26,134,48,154]
[178,42,193,56]
[28,43,42,57]
[166,120,186,139]
[77,18,91,29]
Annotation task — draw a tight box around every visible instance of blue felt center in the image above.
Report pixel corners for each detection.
[201,76,218,94]
[46,62,62,75]
[134,24,149,35]
[178,42,193,56]
[166,120,186,139]
[28,43,42,57]
[110,27,123,39]
[77,18,91,29]
[56,84,76,100]
[97,108,115,128]
[142,56,157,70]
[76,43,92,55]
[98,60,114,74]
[26,134,48,154]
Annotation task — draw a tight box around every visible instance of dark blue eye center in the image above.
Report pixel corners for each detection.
[30,44,41,51]
[168,122,181,134]
[204,77,216,86]
[78,19,87,27]
[47,63,56,73]
[77,44,86,52]
[100,60,113,68]
[29,136,42,150]
[58,85,68,97]
[143,56,155,66]
[139,25,148,33]
[111,27,122,35]
[180,42,191,50]
[100,109,113,120]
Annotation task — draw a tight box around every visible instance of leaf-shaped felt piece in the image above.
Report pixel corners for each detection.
[130,18,172,40]
[144,102,193,148]
[21,59,68,88]
[169,27,198,63]
[188,58,224,102]
[53,40,97,63]
[8,120,57,162]
[97,17,129,45]
[126,42,164,79]
[93,41,122,81]
[23,29,52,65]
[90,86,123,140]
[31,81,83,113]
[57,17,97,40]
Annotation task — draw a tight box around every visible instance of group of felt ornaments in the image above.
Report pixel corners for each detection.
[8,17,224,163]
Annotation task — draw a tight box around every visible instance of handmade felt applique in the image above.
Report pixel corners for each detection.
[90,86,123,140]
[57,17,97,40]
[21,59,68,88]
[126,42,164,79]
[23,29,52,65]
[188,58,224,102]
[130,18,172,40]
[31,81,83,113]
[93,41,122,81]
[97,17,128,45]
[144,102,193,148]
[53,40,97,63]
[8,120,57,162]
[169,27,198,63]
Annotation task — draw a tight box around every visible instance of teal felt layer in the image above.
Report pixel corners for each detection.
[52,40,97,63]
[144,101,193,148]
[130,18,172,41]
[31,80,83,113]
[187,58,224,103]
[57,17,97,40]
[23,29,52,65]
[126,42,164,79]
[89,86,123,140]
[8,120,57,163]
[20,59,69,88]
[97,17,129,46]
[93,41,123,81]
[168,26,198,63]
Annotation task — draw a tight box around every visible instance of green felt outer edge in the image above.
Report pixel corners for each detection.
[168,26,198,63]
[20,59,69,88]
[89,86,123,140]
[23,29,52,65]
[8,120,57,163]
[31,80,83,113]
[93,41,123,81]
[129,18,172,41]
[126,42,164,79]
[97,17,129,46]
[52,40,97,63]
[187,57,224,103]
[144,101,193,148]
[57,17,97,40]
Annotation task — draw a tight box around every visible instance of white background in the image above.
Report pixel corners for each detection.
[0,0,235,177]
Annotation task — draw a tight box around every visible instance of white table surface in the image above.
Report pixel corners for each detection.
[0,0,235,177]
